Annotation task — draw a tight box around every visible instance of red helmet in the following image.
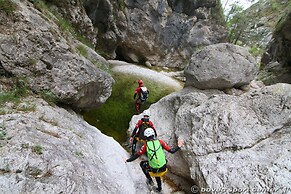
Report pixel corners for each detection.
[137,79,143,85]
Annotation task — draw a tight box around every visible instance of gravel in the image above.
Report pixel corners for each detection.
[110,62,183,90]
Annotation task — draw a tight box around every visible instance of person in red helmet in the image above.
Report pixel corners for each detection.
[134,79,149,114]
[130,110,157,155]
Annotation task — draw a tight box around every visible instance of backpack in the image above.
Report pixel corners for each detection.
[146,140,167,169]
[136,118,150,140]
[140,86,148,101]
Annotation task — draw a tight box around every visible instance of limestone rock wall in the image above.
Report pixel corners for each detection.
[261,9,291,84]
[0,0,113,111]
[84,0,227,68]
[0,97,149,194]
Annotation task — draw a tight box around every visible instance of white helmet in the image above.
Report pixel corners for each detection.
[143,110,150,117]
[144,128,155,138]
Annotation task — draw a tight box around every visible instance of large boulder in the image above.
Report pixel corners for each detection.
[175,83,291,191]
[132,83,291,192]
[184,43,258,89]
[0,1,113,111]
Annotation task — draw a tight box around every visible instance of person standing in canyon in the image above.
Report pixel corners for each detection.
[126,128,184,193]
[129,110,157,155]
[133,79,149,114]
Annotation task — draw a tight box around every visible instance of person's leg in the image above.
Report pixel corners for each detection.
[131,138,137,155]
[155,177,162,191]
[140,161,153,184]
[135,99,141,114]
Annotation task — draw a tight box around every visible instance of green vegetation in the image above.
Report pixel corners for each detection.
[258,69,275,84]
[31,0,47,13]
[32,144,43,155]
[225,3,246,44]
[21,143,30,149]
[274,4,291,35]
[257,0,289,27]
[248,44,263,57]
[83,72,179,143]
[76,43,110,73]
[76,44,89,58]
[74,151,84,158]
[0,77,30,106]
[0,130,6,140]
[0,0,17,17]
[211,0,226,26]
[27,166,42,177]
[225,0,290,50]
[0,164,11,174]
[0,69,57,109]
[271,2,280,10]
[32,0,94,48]
[117,0,126,10]
[40,89,58,106]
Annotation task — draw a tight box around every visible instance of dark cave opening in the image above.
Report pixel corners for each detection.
[115,46,128,62]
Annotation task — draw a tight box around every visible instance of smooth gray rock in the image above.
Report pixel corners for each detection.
[185,43,258,89]
[0,97,149,194]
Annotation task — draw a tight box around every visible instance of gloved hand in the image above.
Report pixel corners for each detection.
[178,137,184,148]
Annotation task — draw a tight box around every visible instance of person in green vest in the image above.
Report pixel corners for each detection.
[126,128,184,192]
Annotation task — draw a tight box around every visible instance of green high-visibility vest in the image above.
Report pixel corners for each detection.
[146,140,166,169]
